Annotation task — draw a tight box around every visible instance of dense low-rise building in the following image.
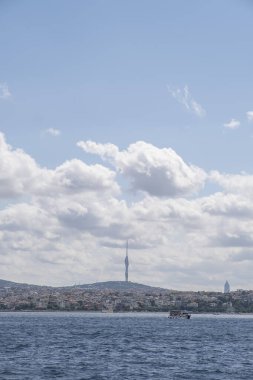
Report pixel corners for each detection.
[0,281,253,313]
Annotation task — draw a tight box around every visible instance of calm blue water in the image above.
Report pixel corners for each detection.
[0,312,253,379]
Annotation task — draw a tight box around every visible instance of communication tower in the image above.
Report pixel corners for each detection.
[125,240,129,282]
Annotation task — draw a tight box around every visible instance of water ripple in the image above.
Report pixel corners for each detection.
[0,312,253,379]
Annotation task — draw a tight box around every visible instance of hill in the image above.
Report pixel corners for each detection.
[0,278,167,292]
[78,281,167,292]
[0,279,23,288]
[0,278,49,289]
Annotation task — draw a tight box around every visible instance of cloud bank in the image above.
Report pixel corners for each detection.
[1,133,253,290]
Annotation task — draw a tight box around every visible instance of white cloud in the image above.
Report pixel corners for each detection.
[0,132,40,198]
[50,159,120,196]
[44,128,61,136]
[0,82,11,100]
[246,111,253,122]
[200,192,253,218]
[3,132,253,289]
[0,132,119,199]
[77,140,118,160]
[167,85,206,117]
[223,118,240,129]
[78,140,207,197]
[209,170,253,197]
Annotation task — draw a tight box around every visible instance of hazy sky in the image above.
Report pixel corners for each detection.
[1,0,253,290]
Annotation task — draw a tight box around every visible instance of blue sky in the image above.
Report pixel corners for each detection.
[1,0,253,170]
[1,1,253,289]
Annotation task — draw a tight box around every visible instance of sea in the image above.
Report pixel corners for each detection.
[0,312,252,380]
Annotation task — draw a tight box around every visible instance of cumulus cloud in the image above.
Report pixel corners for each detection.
[0,203,55,234]
[223,118,240,129]
[0,132,40,198]
[200,192,253,218]
[0,82,11,100]
[209,170,253,197]
[47,159,120,196]
[246,111,253,122]
[2,132,253,289]
[167,85,206,117]
[78,140,207,197]
[0,133,119,199]
[77,140,118,160]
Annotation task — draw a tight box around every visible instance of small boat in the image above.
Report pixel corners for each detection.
[168,310,191,319]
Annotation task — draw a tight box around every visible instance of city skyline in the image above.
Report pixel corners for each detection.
[0,1,253,290]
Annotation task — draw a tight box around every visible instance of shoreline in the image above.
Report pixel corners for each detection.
[1,310,253,315]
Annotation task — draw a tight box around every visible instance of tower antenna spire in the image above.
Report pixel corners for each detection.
[125,240,129,282]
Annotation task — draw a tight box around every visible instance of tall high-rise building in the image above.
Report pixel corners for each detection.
[125,240,129,282]
[224,280,230,294]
